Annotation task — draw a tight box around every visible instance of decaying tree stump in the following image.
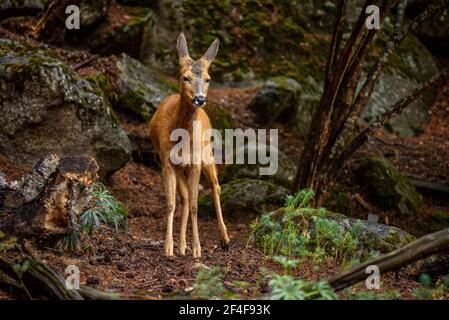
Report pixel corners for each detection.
[0,153,99,242]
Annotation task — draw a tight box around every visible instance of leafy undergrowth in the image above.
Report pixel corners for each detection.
[251,189,368,266]
[63,182,128,251]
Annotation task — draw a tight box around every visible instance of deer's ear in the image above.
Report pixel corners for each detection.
[201,38,219,65]
[177,32,190,60]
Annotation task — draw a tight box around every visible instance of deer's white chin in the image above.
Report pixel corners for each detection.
[193,102,206,107]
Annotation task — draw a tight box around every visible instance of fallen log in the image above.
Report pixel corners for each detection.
[328,228,449,291]
[0,153,99,243]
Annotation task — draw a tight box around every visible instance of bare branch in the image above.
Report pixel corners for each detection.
[335,0,446,151]
[324,0,347,92]
[328,69,448,180]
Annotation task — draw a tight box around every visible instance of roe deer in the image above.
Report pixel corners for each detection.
[149,32,230,258]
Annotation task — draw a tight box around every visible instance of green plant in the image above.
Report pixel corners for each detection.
[0,232,18,253]
[79,182,128,235]
[193,266,226,299]
[272,256,299,275]
[285,188,315,209]
[251,189,361,264]
[418,273,432,288]
[63,183,127,251]
[412,274,449,300]
[269,275,337,300]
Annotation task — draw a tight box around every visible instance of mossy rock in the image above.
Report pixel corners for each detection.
[80,0,110,27]
[324,189,354,216]
[203,102,237,135]
[356,156,422,215]
[114,53,172,121]
[0,0,46,14]
[0,39,131,177]
[219,143,296,188]
[249,76,301,125]
[80,4,154,59]
[198,179,288,219]
[254,207,415,254]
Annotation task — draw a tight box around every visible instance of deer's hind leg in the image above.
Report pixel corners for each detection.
[162,164,177,257]
[176,170,189,256]
[202,163,230,249]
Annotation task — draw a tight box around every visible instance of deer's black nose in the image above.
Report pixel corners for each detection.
[192,95,206,106]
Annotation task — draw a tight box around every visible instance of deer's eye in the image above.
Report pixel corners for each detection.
[183,76,191,83]
[205,78,210,83]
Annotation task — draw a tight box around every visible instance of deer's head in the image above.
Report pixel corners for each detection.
[177,32,219,107]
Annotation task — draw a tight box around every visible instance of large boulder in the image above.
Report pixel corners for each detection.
[80,2,154,59]
[198,179,288,218]
[219,143,296,188]
[114,53,172,121]
[203,102,237,135]
[80,0,110,27]
[360,35,439,136]
[356,156,422,216]
[0,40,132,177]
[249,76,301,125]
[253,207,415,254]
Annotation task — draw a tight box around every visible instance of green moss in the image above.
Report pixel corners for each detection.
[356,157,422,215]
[162,0,309,83]
[203,102,237,134]
[85,72,110,97]
[324,189,354,215]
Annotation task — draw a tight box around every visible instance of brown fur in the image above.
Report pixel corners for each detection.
[149,33,229,258]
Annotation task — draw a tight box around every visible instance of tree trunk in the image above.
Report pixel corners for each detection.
[0,153,99,243]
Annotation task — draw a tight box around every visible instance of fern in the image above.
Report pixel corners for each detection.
[79,182,128,235]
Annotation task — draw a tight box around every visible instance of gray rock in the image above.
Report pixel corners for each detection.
[115,53,172,121]
[343,3,439,136]
[219,143,296,188]
[324,211,415,253]
[356,156,422,215]
[198,179,289,218]
[360,35,439,136]
[81,6,154,59]
[0,0,46,13]
[80,0,110,27]
[0,40,131,177]
[249,76,301,125]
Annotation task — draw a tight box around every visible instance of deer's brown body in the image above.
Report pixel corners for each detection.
[149,33,230,258]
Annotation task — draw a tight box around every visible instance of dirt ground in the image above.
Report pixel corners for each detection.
[3,81,449,299]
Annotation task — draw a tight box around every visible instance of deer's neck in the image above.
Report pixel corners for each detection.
[176,93,198,130]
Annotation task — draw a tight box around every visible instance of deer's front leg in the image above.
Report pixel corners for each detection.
[187,165,201,258]
[176,171,189,256]
[162,164,177,257]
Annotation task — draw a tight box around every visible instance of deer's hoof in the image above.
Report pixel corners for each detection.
[164,247,174,257]
[220,239,231,251]
[192,247,202,258]
[178,246,186,256]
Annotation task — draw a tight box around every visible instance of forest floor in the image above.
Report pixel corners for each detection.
[2,78,449,300]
